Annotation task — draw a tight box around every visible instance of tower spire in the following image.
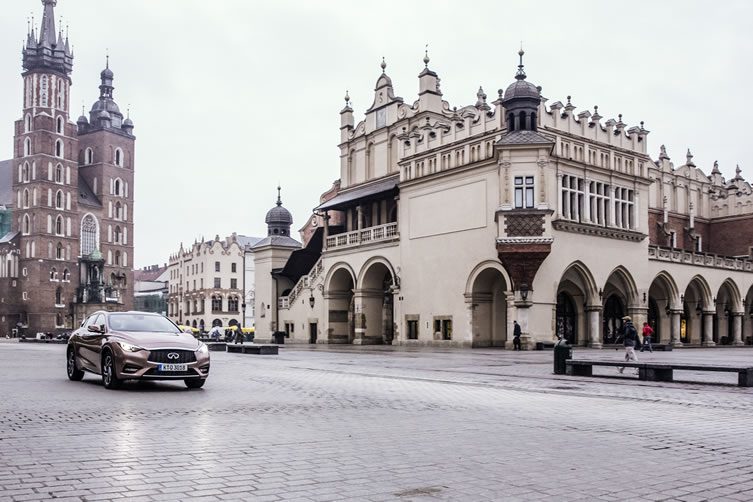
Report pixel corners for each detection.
[276,185,282,206]
[39,0,58,48]
[516,44,526,81]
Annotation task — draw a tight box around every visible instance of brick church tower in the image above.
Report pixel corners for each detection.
[0,0,136,335]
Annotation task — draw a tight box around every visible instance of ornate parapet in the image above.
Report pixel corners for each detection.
[648,245,753,272]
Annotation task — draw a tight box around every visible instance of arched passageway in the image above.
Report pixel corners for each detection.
[325,267,355,344]
[556,263,598,347]
[744,286,753,345]
[681,276,714,346]
[356,260,395,345]
[648,273,679,344]
[716,280,743,345]
[602,268,638,345]
[469,267,509,348]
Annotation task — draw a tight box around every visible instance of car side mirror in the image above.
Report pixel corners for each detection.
[87,325,101,333]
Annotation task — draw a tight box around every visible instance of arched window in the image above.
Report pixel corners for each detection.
[114,179,121,196]
[114,251,121,266]
[55,287,62,305]
[24,114,32,133]
[55,139,63,158]
[24,138,31,157]
[56,116,64,134]
[114,148,123,167]
[55,215,63,236]
[56,242,64,260]
[114,226,122,244]
[40,75,49,107]
[211,295,223,312]
[55,164,63,184]
[23,189,30,208]
[228,296,239,312]
[62,268,70,281]
[85,148,93,165]
[519,111,527,131]
[115,202,122,220]
[22,214,31,234]
[21,162,30,182]
[80,214,99,256]
[508,113,515,132]
[50,267,57,281]
[55,190,63,209]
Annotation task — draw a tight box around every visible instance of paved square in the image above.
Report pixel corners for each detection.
[1,341,753,501]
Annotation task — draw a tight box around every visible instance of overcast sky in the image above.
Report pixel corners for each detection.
[0,1,751,268]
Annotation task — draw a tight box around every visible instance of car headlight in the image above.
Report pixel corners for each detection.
[196,343,209,354]
[118,341,144,352]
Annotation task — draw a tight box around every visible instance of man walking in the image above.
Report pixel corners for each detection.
[618,316,639,374]
[641,321,654,353]
[512,320,522,351]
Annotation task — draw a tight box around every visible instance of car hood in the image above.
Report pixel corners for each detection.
[111,331,200,350]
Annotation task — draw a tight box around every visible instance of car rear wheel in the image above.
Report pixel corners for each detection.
[67,348,84,381]
[102,351,122,390]
[184,379,206,389]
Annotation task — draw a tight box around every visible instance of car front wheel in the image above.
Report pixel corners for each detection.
[101,351,122,390]
[184,379,206,389]
[67,348,84,381]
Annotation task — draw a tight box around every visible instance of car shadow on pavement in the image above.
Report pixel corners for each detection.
[78,378,201,392]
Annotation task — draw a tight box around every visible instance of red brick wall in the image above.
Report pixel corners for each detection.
[709,216,753,257]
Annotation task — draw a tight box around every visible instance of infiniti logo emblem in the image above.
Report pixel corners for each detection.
[167,352,180,360]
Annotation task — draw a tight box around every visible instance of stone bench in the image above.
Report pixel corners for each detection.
[566,360,753,387]
[226,344,278,355]
[205,342,227,352]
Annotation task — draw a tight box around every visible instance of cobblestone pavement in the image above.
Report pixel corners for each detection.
[1,341,753,501]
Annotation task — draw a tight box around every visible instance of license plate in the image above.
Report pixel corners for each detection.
[158,363,187,372]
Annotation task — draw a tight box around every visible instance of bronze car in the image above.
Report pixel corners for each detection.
[66,311,210,389]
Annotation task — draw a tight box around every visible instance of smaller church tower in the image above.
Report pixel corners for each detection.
[77,58,136,312]
[501,50,542,132]
[252,188,301,342]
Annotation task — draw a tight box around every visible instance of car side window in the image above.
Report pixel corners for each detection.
[93,314,104,329]
[83,315,97,329]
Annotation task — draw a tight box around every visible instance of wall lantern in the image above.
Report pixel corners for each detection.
[309,294,315,308]
[520,283,529,301]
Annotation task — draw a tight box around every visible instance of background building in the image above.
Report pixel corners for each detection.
[167,233,261,332]
[0,0,135,335]
[259,52,753,348]
[134,264,168,314]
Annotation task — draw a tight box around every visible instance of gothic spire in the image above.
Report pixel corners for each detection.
[23,0,73,75]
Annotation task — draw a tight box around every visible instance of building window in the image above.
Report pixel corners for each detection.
[406,319,419,340]
[22,162,30,182]
[670,231,677,249]
[230,278,237,289]
[228,296,239,312]
[62,268,70,281]
[55,287,62,305]
[114,179,121,196]
[24,138,31,157]
[211,295,222,312]
[115,202,122,220]
[40,75,48,107]
[114,148,123,167]
[80,214,98,256]
[114,226,122,244]
[55,164,63,184]
[22,214,31,234]
[561,175,584,221]
[214,277,221,288]
[85,148,93,165]
[56,242,63,260]
[24,114,32,133]
[56,116,64,134]
[55,190,63,209]
[514,176,535,209]
[55,139,63,158]
[55,215,63,236]
[215,261,220,272]
[434,318,453,341]
[50,267,57,281]
[588,181,610,226]
[115,251,121,266]
[696,237,703,253]
[613,187,635,230]
[231,263,237,273]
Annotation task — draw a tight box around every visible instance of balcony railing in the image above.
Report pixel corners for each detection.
[648,245,753,272]
[325,222,399,250]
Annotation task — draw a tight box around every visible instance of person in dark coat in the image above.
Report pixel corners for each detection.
[513,321,522,351]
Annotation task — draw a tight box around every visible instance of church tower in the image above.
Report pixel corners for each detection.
[13,0,79,331]
[77,59,136,310]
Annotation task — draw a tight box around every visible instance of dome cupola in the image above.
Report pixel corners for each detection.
[502,49,542,132]
[265,186,293,236]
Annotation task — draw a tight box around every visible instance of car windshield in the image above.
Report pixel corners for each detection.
[108,314,182,334]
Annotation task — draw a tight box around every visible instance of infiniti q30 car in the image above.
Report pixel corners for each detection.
[66,311,210,389]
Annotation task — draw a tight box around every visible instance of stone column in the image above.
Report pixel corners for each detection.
[514,299,532,350]
[583,178,591,223]
[352,288,383,345]
[556,174,563,219]
[670,310,683,346]
[732,313,744,346]
[323,211,329,241]
[586,305,602,349]
[356,205,363,231]
[702,311,716,347]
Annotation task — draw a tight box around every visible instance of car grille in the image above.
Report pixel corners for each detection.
[147,349,196,363]
[144,368,197,377]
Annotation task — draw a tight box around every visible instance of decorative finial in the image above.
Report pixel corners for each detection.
[618,113,623,121]
[735,164,742,179]
[423,44,430,68]
[640,121,644,129]
[344,90,350,106]
[127,105,130,119]
[81,104,85,116]
[567,95,571,105]
[712,160,720,174]
[686,148,694,166]
[276,185,282,206]
[106,48,109,69]
[380,57,386,73]
[515,45,526,80]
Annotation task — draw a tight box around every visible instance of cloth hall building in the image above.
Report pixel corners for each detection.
[0,0,136,335]
[254,51,753,350]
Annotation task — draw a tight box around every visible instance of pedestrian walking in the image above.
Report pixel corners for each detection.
[513,320,522,351]
[618,316,639,374]
[234,325,244,345]
[640,322,654,353]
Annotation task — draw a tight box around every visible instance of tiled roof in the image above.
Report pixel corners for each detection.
[496,130,555,146]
